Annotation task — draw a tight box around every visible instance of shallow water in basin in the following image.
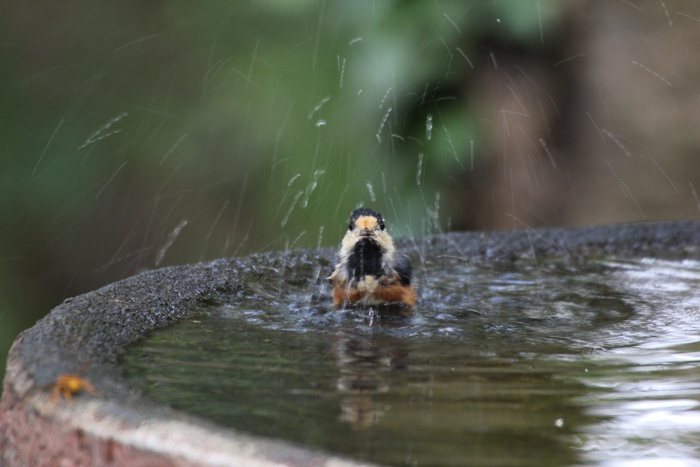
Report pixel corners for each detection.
[123,256,700,466]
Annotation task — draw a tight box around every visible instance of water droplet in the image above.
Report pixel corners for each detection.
[470,139,475,170]
[416,152,424,186]
[308,96,331,119]
[376,106,392,143]
[366,182,376,202]
[281,191,303,227]
[155,219,188,266]
[379,86,392,110]
[316,226,324,249]
[338,57,346,88]
[302,169,326,207]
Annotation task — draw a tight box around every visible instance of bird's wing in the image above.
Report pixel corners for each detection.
[393,254,412,285]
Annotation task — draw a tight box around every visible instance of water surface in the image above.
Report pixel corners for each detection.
[123,256,700,466]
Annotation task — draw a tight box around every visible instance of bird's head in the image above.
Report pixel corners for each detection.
[341,207,394,253]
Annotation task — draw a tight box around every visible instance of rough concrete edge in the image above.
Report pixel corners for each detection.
[1,355,369,467]
[2,221,699,466]
[1,249,375,466]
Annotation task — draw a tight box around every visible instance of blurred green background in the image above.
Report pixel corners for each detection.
[2,1,699,383]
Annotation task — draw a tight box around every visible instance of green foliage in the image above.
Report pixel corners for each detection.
[0,0,564,386]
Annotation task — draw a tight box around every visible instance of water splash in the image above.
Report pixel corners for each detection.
[338,56,346,88]
[79,112,128,149]
[470,139,475,170]
[416,152,424,186]
[455,47,474,68]
[32,118,64,175]
[631,60,673,87]
[155,219,188,266]
[660,0,673,26]
[649,157,680,194]
[95,161,128,200]
[540,138,556,168]
[308,96,331,119]
[602,129,632,157]
[281,191,303,227]
[375,106,393,143]
[378,86,392,110]
[159,134,189,165]
[205,200,230,242]
[442,13,461,34]
[690,183,700,211]
[366,182,376,202]
[316,225,324,249]
[302,169,326,208]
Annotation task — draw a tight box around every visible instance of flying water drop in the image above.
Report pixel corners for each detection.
[378,86,392,110]
[602,129,632,157]
[660,0,673,26]
[302,169,326,207]
[416,152,424,186]
[79,112,128,149]
[32,118,64,175]
[316,225,324,249]
[470,139,475,170]
[338,56,346,88]
[95,161,128,200]
[455,47,474,69]
[160,134,188,165]
[155,219,188,266]
[308,96,331,119]
[690,183,700,211]
[540,138,556,168]
[281,191,303,227]
[366,182,376,202]
[426,192,441,234]
[631,60,673,87]
[376,106,392,143]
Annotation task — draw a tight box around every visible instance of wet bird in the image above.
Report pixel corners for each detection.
[328,207,416,307]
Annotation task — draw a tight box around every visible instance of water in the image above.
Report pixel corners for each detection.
[123,256,700,466]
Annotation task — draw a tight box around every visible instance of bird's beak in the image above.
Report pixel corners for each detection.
[359,229,374,237]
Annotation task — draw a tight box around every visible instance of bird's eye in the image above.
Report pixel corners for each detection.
[379,222,385,230]
[348,223,353,231]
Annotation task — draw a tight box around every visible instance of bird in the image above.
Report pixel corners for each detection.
[328,207,416,308]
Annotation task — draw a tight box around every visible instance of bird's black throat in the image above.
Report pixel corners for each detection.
[347,238,385,280]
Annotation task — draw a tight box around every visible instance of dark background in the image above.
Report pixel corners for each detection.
[2,1,700,381]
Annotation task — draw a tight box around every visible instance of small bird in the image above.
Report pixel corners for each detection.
[328,207,416,307]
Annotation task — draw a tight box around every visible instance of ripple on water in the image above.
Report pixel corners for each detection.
[123,257,700,466]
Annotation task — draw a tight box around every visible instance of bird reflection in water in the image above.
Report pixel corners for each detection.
[332,324,409,429]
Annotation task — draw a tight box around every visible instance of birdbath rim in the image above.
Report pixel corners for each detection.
[2,221,699,466]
